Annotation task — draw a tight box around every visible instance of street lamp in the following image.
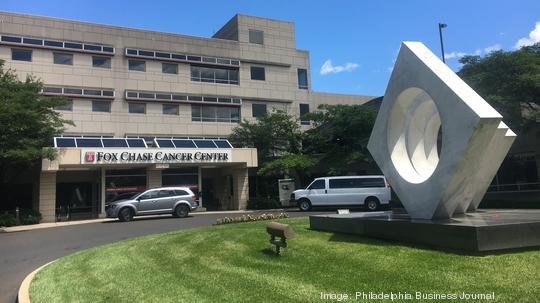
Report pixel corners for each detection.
[438,23,447,63]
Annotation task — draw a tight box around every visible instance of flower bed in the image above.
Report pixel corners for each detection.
[214,212,289,225]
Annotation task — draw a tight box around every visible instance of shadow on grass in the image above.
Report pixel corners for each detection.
[261,248,280,258]
[308,228,540,257]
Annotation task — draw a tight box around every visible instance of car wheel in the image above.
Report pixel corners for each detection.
[298,199,312,211]
[118,208,134,222]
[173,204,190,218]
[365,197,380,211]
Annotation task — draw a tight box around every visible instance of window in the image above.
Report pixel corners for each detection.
[249,29,264,44]
[308,179,325,190]
[174,190,189,196]
[298,68,308,89]
[53,53,73,65]
[138,190,159,200]
[92,100,111,112]
[163,104,179,115]
[128,60,145,72]
[158,190,176,198]
[252,103,267,118]
[162,63,178,74]
[300,103,310,125]
[93,56,111,68]
[129,103,146,114]
[191,105,240,123]
[359,178,386,188]
[190,65,239,84]
[11,48,32,61]
[250,66,265,81]
[54,100,73,111]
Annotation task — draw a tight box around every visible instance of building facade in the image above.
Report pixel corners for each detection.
[0,12,377,222]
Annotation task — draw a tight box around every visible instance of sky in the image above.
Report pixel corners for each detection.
[1,0,539,97]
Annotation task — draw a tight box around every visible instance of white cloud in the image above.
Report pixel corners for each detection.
[445,44,502,60]
[320,60,359,75]
[444,51,468,60]
[484,44,502,53]
[515,22,540,49]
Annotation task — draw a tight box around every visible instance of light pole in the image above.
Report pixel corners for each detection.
[438,23,447,63]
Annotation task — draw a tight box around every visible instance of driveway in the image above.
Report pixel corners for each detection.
[0,210,326,303]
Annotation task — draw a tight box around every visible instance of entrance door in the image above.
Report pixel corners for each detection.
[56,182,96,220]
[202,178,217,211]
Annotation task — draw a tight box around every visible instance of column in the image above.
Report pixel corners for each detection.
[198,166,203,208]
[232,167,249,210]
[39,171,57,223]
[99,167,106,218]
[147,168,162,188]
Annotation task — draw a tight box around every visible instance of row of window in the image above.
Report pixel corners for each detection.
[10,48,308,89]
[12,48,112,68]
[251,103,310,123]
[55,100,310,123]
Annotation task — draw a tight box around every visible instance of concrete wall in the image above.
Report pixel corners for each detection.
[0,11,377,139]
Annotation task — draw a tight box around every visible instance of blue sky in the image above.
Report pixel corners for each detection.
[1,0,539,97]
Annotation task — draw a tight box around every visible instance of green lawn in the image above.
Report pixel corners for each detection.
[30,218,540,303]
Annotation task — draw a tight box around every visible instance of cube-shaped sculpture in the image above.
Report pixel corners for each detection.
[368,42,516,220]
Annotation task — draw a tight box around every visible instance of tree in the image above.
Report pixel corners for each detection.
[230,110,303,164]
[458,43,540,131]
[0,61,72,185]
[229,110,313,194]
[304,104,377,175]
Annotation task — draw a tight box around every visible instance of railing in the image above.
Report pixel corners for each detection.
[487,182,540,192]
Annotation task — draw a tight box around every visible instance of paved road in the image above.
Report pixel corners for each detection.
[0,210,326,303]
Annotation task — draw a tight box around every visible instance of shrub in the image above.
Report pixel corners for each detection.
[247,197,282,210]
[19,208,42,225]
[214,212,289,225]
[0,213,17,227]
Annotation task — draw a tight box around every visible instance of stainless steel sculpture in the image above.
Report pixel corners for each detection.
[368,41,516,220]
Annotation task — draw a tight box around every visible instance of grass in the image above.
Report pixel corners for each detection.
[30,218,540,303]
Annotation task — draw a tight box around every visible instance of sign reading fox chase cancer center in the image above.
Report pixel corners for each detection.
[80,148,232,164]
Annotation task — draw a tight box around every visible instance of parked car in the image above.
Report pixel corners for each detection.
[109,191,142,203]
[291,176,391,211]
[106,187,199,222]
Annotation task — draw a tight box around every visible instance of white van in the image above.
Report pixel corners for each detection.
[291,176,391,211]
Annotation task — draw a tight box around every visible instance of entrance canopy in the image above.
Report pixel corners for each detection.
[43,138,257,171]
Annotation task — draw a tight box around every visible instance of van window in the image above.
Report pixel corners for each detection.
[329,178,386,189]
[359,178,386,188]
[308,180,325,190]
[329,178,358,189]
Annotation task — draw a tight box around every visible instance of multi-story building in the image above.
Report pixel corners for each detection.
[0,12,377,222]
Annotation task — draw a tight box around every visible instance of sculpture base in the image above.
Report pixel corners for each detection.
[309,209,540,253]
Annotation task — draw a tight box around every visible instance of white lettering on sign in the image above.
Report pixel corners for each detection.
[80,148,232,164]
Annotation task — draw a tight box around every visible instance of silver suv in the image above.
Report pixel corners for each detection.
[106,187,199,222]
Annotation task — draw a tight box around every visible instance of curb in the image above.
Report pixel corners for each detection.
[1,209,288,233]
[18,261,55,303]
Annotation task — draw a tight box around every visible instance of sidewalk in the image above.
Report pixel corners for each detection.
[0,209,279,233]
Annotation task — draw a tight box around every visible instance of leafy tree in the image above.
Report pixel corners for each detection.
[304,104,377,175]
[229,110,313,194]
[458,43,540,130]
[0,61,72,184]
[230,110,304,163]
